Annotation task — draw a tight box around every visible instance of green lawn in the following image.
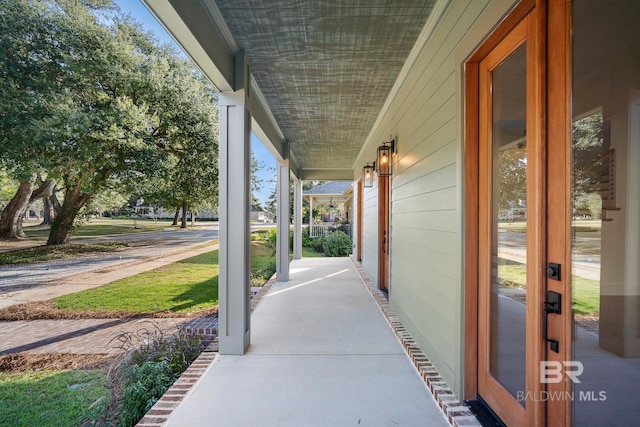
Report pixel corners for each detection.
[0,370,110,427]
[496,258,600,317]
[572,275,600,317]
[22,218,183,241]
[53,251,218,314]
[497,259,527,289]
[302,246,325,258]
[0,242,128,265]
[52,242,275,315]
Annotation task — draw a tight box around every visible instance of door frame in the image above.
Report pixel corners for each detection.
[545,0,572,425]
[464,0,560,425]
[357,179,363,262]
[378,175,390,290]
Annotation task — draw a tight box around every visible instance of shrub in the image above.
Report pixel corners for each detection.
[311,236,325,253]
[267,228,277,249]
[322,231,352,257]
[113,325,203,427]
[301,228,314,247]
[118,360,174,427]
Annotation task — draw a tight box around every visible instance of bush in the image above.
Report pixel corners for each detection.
[302,228,313,247]
[267,228,277,249]
[322,231,352,257]
[311,236,325,253]
[118,360,174,427]
[113,325,203,427]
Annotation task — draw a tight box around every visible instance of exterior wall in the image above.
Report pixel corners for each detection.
[361,179,379,284]
[388,0,492,397]
[356,0,493,397]
[353,0,521,399]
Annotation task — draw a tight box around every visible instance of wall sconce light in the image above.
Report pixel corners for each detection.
[376,138,395,177]
[362,162,375,188]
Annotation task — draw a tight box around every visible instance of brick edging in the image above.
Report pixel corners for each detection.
[350,257,481,427]
[136,350,217,427]
[136,274,277,426]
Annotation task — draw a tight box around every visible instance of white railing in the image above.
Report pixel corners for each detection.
[310,223,351,238]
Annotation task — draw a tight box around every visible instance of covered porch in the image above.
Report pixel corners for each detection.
[139,257,471,426]
[137,0,474,425]
[304,181,353,238]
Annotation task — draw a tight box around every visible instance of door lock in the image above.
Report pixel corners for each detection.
[546,262,561,281]
[543,290,562,353]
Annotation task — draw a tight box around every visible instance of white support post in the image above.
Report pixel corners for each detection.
[276,159,290,281]
[293,179,303,260]
[218,54,251,355]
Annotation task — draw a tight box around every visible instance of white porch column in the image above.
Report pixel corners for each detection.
[276,159,290,281]
[293,179,303,259]
[218,55,251,355]
[309,196,314,235]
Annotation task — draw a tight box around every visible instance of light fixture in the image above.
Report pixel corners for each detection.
[362,162,375,188]
[328,198,335,209]
[376,138,396,177]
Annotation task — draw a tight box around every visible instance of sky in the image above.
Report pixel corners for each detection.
[113,0,277,206]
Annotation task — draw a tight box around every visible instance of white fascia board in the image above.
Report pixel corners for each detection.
[144,0,291,176]
[141,0,234,92]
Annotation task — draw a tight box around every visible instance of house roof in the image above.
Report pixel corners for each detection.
[304,181,352,196]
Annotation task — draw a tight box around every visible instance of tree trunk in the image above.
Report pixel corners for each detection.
[46,184,92,245]
[41,197,55,225]
[41,190,62,225]
[191,211,195,226]
[0,176,36,239]
[172,207,180,226]
[19,178,55,228]
[180,200,188,229]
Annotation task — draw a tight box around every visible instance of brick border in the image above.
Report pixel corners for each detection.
[350,258,481,427]
[136,274,277,427]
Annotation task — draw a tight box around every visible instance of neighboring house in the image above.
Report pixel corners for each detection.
[303,181,353,235]
[145,1,640,425]
[250,206,268,223]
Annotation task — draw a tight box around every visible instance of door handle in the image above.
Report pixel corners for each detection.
[543,290,561,353]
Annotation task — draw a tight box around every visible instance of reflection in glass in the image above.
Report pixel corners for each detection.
[489,43,527,405]
[572,1,640,425]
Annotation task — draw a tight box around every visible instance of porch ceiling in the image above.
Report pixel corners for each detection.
[144,0,436,177]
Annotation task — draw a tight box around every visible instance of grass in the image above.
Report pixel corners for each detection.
[21,218,176,241]
[496,257,600,317]
[302,246,325,258]
[0,369,110,427]
[496,259,527,289]
[53,250,219,314]
[572,275,600,317]
[250,242,278,286]
[51,242,275,315]
[0,242,128,265]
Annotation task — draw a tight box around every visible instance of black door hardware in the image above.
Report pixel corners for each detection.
[543,290,561,353]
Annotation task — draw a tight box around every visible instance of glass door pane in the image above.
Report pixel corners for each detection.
[571,1,640,424]
[490,43,528,404]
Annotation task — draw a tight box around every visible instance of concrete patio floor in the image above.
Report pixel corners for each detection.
[162,257,449,427]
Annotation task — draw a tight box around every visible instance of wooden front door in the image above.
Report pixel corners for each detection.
[378,175,390,290]
[468,1,546,425]
[468,1,640,425]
